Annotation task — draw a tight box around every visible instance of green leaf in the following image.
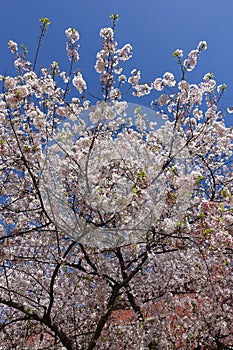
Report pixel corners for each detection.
[136,169,146,179]
[198,212,205,219]
[21,44,28,53]
[196,175,205,182]
[40,17,51,26]
[110,13,119,21]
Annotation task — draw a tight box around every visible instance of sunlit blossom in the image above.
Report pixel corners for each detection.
[110,88,121,100]
[65,28,80,43]
[153,78,164,91]
[8,40,18,53]
[100,27,114,40]
[72,72,87,93]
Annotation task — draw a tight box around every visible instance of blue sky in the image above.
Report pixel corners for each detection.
[1,0,233,121]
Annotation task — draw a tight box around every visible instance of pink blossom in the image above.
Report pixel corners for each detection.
[65,28,80,43]
[128,70,141,85]
[4,77,16,90]
[153,78,164,91]
[162,72,176,87]
[8,40,18,53]
[110,88,121,100]
[116,43,132,62]
[100,27,114,40]
[184,49,199,71]
[95,54,106,73]
[72,72,87,93]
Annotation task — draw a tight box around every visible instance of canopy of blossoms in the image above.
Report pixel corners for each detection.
[0,15,232,349]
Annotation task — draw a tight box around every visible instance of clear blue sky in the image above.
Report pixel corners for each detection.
[1,0,233,121]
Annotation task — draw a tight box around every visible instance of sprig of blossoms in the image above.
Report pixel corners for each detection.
[95,19,134,100]
[184,41,207,72]
[217,84,227,93]
[65,28,80,63]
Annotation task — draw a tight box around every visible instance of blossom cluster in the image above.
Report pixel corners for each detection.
[65,27,80,63]
[95,27,133,99]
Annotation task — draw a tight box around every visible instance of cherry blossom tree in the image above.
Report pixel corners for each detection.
[0,15,233,349]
